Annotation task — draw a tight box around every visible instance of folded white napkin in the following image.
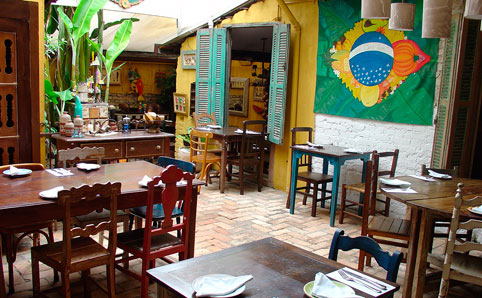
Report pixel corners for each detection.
[207,124,222,129]
[312,272,357,298]
[343,148,364,154]
[194,274,253,297]
[381,187,417,194]
[39,186,65,199]
[9,165,22,174]
[139,175,163,187]
[379,178,411,188]
[307,141,324,148]
[234,129,260,135]
[409,175,436,182]
[428,170,452,179]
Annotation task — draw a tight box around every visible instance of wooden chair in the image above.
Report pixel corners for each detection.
[129,156,195,231]
[57,146,105,168]
[329,229,403,283]
[190,129,222,188]
[226,120,266,195]
[427,183,482,298]
[31,182,121,298]
[339,149,399,223]
[0,163,58,294]
[58,146,129,245]
[192,112,216,127]
[284,127,333,217]
[356,157,410,270]
[114,165,195,298]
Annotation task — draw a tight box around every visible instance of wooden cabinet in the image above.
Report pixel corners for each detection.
[53,131,173,161]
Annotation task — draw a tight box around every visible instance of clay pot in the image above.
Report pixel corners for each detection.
[59,112,71,136]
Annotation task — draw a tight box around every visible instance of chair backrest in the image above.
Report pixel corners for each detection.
[157,156,195,174]
[0,163,45,172]
[192,112,216,127]
[421,165,460,178]
[144,165,195,254]
[189,129,213,164]
[360,159,377,229]
[57,146,105,168]
[239,120,266,162]
[57,182,121,268]
[329,229,403,282]
[372,149,399,178]
[291,127,314,172]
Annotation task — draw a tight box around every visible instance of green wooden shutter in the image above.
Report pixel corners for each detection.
[195,28,229,126]
[267,24,290,144]
[195,29,212,116]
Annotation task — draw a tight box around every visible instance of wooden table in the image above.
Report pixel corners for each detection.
[288,145,371,226]
[147,237,399,298]
[0,161,203,297]
[204,127,243,193]
[53,131,174,161]
[381,176,482,298]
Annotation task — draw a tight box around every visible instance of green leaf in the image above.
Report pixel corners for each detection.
[57,7,73,33]
[72,0,108,43]
[46,6,59,34]
[104,20,132,73]
[87,39,106,65]
[90,17,140,39]
[55,89,74,103]
[44,79,59,105]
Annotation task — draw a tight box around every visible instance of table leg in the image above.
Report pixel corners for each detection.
[329,162,341,227]
[403,208,421,298]
[187,187,198,259]
[411,211,433,298]
[219,139,227,193]
[289,151,300,214]
[321,159,329,208]
[0,233,5,298]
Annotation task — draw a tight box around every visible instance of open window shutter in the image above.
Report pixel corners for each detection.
[195,29,212,116]
[195,28,229,126]
[267,24,290,144]
[210,29,229,127]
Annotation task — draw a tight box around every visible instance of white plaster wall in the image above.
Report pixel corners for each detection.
[313,115,436,217]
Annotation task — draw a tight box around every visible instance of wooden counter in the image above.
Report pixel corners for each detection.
[52,131,174,160]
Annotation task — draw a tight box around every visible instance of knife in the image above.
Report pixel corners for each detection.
[341,269,387,290]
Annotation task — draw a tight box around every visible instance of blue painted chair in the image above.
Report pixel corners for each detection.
[129,157,196,230]
[329,229,403,283]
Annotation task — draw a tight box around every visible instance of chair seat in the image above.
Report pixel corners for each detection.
[31,237,109,272]
[130,204,183,221]
[191,152,221,163]
[344,183,383,194]
[226,155,260,166]
[117,228,182,252]
[297,171,333,183]
[73,209,128,225]
[428,252,482,278]
[368,215,410,238]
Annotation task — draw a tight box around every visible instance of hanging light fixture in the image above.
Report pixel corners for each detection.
[389,1,416,31]
[422,0,453,38]
[361,0,391,19]
[464,0,482,20]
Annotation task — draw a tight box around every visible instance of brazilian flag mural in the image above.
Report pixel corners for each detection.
[314,0,438,125]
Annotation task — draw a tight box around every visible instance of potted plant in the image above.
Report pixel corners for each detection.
[176,128,192,162]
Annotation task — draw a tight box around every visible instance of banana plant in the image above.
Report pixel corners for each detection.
[89,19,133,103]
[56,0,108,90]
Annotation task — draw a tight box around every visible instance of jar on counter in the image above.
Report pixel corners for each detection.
[64,120,75,137]
[73,116,83,137]
[59,112,71,136]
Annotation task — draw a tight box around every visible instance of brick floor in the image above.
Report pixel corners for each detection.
[3,180,482,297]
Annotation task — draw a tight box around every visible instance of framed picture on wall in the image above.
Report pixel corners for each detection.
[252,78,266,101]
[173,93,187,114]
[182,50,196,69]
[229,77,249,117]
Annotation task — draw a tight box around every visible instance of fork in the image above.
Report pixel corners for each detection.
[338,270,382,293]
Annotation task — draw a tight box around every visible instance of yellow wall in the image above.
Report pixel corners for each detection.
[175,0,319,192]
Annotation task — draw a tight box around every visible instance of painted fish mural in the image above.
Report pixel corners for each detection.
[330,19,431,107]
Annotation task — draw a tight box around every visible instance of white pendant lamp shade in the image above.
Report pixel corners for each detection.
[389,3,416,31]
[361,0,391,19]
[464,0,482,20]
[422,0,453,38]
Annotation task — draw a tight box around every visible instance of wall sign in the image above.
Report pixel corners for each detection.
[314,0,438,125]
[229,77,249,117]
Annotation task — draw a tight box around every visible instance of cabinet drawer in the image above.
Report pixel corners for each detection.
[80,142,122,159]
[125,139,165,158]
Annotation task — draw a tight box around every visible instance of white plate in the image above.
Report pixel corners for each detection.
[468,206,482,216]
[39,186,65,199]
[192,274,246,298]
[76,163,101,171]
[428,170,452,179]
[303,280,355,298]
[379,178,412,188]
[207,125,222,129]
[307,142,323,148]
[2,168,32,177]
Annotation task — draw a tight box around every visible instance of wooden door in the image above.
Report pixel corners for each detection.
[0,0,39,165]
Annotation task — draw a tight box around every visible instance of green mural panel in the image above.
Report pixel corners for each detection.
[314,0,438,125]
